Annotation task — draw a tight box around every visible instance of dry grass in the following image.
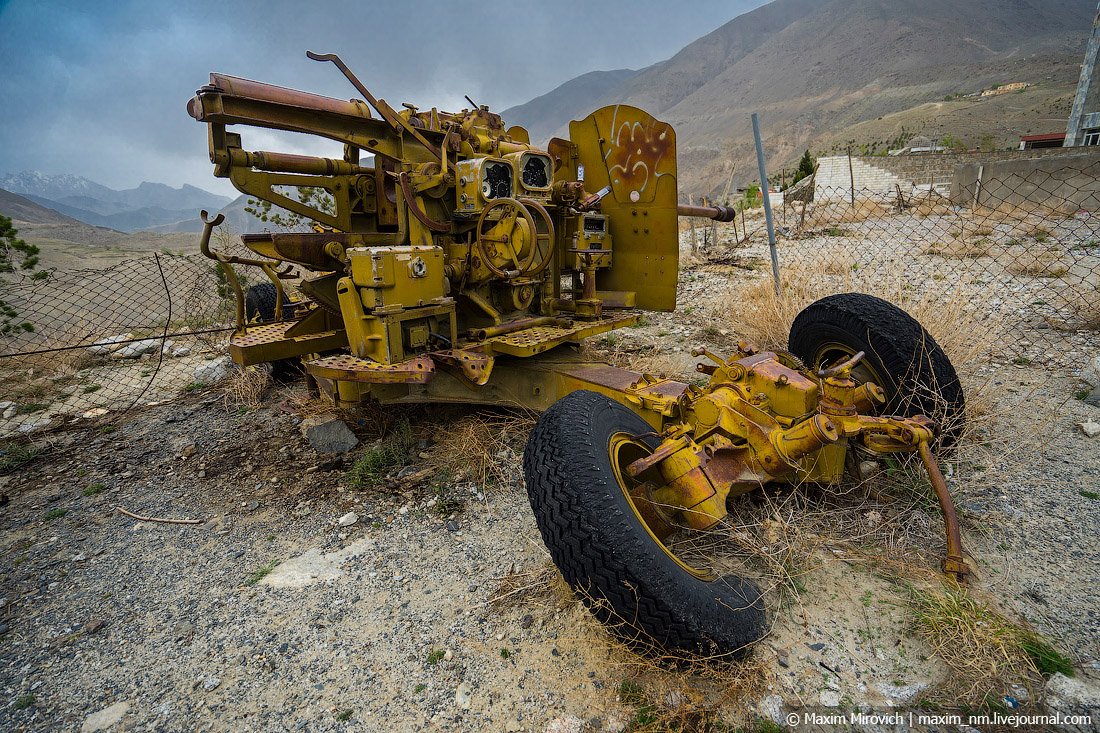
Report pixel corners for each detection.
[428,410,534,489]
[906,582,1073,706]
[924,238,994,259]
[490,561,575,613]
[223,364,270,410]
[490,562,774,731]
[802,199,895,226]
[587,343,686,379]
[610,658,770,733]
[715,261,1001,448]
[718,261,996,371]
[1007,253,1068,279]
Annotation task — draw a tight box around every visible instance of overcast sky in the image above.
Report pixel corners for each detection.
[0,0,768,197]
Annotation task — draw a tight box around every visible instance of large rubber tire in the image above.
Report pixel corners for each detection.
[243,283,300,381]
[244,283,296,323]
[523,390,767,658]
[788,293,965,448]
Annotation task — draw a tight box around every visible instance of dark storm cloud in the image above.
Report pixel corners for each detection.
[0,0,765,194]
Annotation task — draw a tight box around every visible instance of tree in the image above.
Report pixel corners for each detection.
[791,150,817,186]
[0,216,40,335]
[244,186,336,231]
[941,134,966,151]
[0,216,38,273]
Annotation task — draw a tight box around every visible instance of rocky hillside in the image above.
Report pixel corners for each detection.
[503,0,1097,196]
[0,188,91,227]
[500,68,641,145]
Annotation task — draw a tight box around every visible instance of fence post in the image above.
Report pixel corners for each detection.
[847,149,856,208]
[752,112,782,297]
[972,165,984,209]
[688,194,698,255]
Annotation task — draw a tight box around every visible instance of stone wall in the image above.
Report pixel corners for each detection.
[845,148,1081,188]
[949,149,1100,211]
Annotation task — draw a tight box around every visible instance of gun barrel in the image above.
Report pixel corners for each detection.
[187,73,373,123]
[676,204,737,223]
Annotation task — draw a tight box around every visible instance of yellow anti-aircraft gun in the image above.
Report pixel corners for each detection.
[189,52,968,658]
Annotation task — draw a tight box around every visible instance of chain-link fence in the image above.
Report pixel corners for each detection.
[4,155,1099,438]
[704,155,1100,371]
[0,251,247,438]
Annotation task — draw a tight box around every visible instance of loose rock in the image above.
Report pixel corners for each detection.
[193,356,233,384]
[81,701,129,732]
[455,681,472,710]
[300,414,359,453]
[1045,673,1100,726]
[113,339,161,359]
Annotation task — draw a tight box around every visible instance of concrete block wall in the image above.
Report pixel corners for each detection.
[814,148,1081,201]
[950,149,1100,211]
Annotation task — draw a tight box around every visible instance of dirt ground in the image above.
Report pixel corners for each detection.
[2,230,1100,732]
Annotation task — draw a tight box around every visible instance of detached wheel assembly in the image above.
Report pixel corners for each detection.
[523,390,766,658]
[788,293,965,447]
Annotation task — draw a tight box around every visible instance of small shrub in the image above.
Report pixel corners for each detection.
[1019,636,1075,677]
[414,683,426,694]
[347,419,416,488]
[245,560,279,586]
[908,583,1074,705]
[45,509,66,520]
[83,384,102,394]
[1031,227,1051,243]
[426,650,445,665]
[0,442,42,472]
[431,477,465,517]
[336,709,353,722]
[83,483,106,497]
[1079,490,1099,500]
[11,694,34,710]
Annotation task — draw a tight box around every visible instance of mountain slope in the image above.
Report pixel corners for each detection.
[0,172,233,230]
[21,194,202,233]
[501,68,641,145]
[0,188,92,226]
[518,0,1096,195]
[145,195,270,235]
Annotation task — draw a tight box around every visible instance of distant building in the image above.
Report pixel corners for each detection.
[980,82,1030,97]
[890,135,944,155]
[1019,133,1066,149]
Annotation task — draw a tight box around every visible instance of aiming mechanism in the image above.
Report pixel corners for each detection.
[189,52,967,614]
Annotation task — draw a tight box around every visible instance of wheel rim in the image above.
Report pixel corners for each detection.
[812,341,888,395]
[609,433,716,582]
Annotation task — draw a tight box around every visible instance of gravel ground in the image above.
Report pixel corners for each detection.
[2,232,1100,731]
[0,398,633,732]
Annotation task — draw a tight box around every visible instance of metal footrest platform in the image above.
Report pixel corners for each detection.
[304,353,436,383]
[230,322,349,366]
[485,314,638,357]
